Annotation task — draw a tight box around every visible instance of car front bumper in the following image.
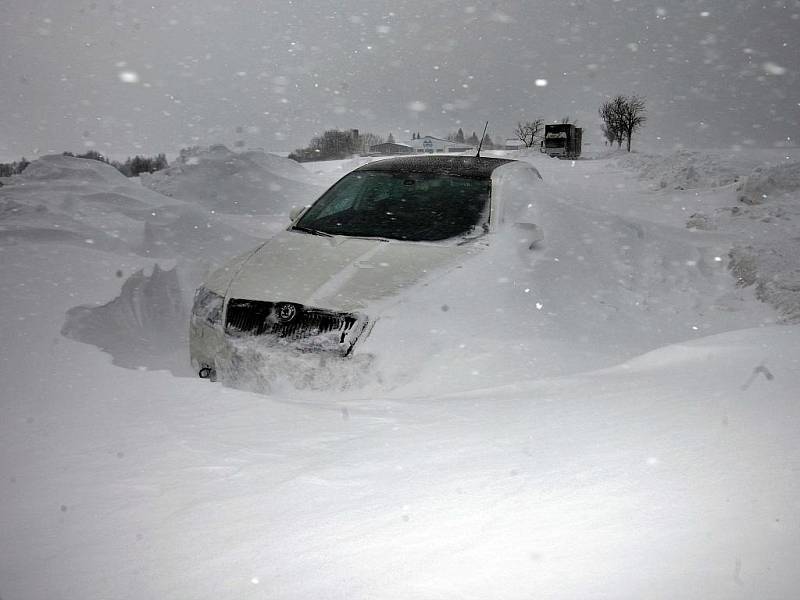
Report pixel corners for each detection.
[189,309,372,380]
[189,317,230,378]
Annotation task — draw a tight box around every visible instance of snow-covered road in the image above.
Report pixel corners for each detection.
[1,149,799,599]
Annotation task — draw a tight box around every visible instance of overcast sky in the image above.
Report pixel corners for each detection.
[1,0,797,161]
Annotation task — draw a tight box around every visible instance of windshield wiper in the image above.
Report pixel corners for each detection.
[341,234,391,242]
[297,226,392,243]
[292,225,333,237]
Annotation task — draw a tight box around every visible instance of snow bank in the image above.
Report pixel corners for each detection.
[4,149,800,599]
[7,153,133,185]
[0,153,275,370]
[1,153,270,263]
[614,150,743,190]
[600,151,800,322]
[217,338,376,393]
[737,160,800,205]
[729,240,800,323]
[0,155,183,252]
[140,144,323,215]
[693,161,800,322]
[356,173,777,394]
[61,264,190,373]
[137,205,262,262]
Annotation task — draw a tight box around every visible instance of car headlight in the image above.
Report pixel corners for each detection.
[192,287,225,327]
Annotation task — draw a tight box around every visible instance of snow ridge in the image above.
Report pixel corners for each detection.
[61,264,189,373]
[140,144,323,215]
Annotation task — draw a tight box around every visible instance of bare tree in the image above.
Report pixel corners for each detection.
[600,124,616,147]
[599,95,646,152]
[289,129,363,161]
[358,132,384,153]
[617,95,646,152]
[514,119,544,148]
[599,96,624,148]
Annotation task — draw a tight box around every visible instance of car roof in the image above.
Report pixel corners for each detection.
[353,155,516,179]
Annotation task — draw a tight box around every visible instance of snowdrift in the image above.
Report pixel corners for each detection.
[359,180,777,393]
[0,153,276,372]
[0,153,262,260]
[140,144,324,215]
[8,153,142,186]
[737,160,800,205]
[3,147,800,599]
[727,162,800,322]
[613,149,794,191]
[604,151,800,323]
[61,264,189,373]
[614,150,743,190]
[719,162,800,323]
[0,154,179,252]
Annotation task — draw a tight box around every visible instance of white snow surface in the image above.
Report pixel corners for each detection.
[139,144,324,215]
[2,147,800,599]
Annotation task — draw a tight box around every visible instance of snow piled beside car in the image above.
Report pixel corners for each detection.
[3,147,800,600]
[140,144,324,215]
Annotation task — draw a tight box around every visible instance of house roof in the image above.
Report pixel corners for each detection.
[369,142,413,150]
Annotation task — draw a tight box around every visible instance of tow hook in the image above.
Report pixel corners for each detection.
[198,366,217,381]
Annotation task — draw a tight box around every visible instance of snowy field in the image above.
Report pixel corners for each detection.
[2,146,800,599]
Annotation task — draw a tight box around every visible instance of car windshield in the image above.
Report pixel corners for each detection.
[294,170,491,242]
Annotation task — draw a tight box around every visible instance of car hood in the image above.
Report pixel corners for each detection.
[220,229,472,313]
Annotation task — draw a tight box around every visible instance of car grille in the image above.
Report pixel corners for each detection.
[225,299,362,350]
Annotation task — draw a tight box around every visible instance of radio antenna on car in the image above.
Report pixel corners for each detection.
[475,121,489,157]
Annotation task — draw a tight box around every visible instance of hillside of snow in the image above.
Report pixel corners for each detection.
[140,144,324,215]
[0,151,324,375]
[2,147,800,599]
[541,149,800,325]
[0,153,270,260]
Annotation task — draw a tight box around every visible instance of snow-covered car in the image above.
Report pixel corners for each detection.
[190,155,542,380]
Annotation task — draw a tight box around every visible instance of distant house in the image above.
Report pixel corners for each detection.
[504,139,526,150]
[405,135,475,154]
[369,142,414,155]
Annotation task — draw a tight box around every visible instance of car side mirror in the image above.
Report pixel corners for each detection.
[289,206,307,222]
[514,222,543,249]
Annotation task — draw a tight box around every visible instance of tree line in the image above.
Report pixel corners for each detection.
[62,150,169,176]
[289,129,386,162]
[0,150,168,180]
[444,128,496,149]
[3,97,648,178]
[598,94,647,151]
[0,157,30,177]
[286,102,647,159]
[513,95,646,152]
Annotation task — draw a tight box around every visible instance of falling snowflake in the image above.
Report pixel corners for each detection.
[763,62,787,75]
[118,71,139,83]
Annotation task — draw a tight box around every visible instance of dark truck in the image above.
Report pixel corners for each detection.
[541,124,582,159]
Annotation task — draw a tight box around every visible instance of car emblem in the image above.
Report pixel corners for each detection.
[277,303,298,323]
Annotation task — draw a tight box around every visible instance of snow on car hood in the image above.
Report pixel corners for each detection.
[222,229,471,312]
